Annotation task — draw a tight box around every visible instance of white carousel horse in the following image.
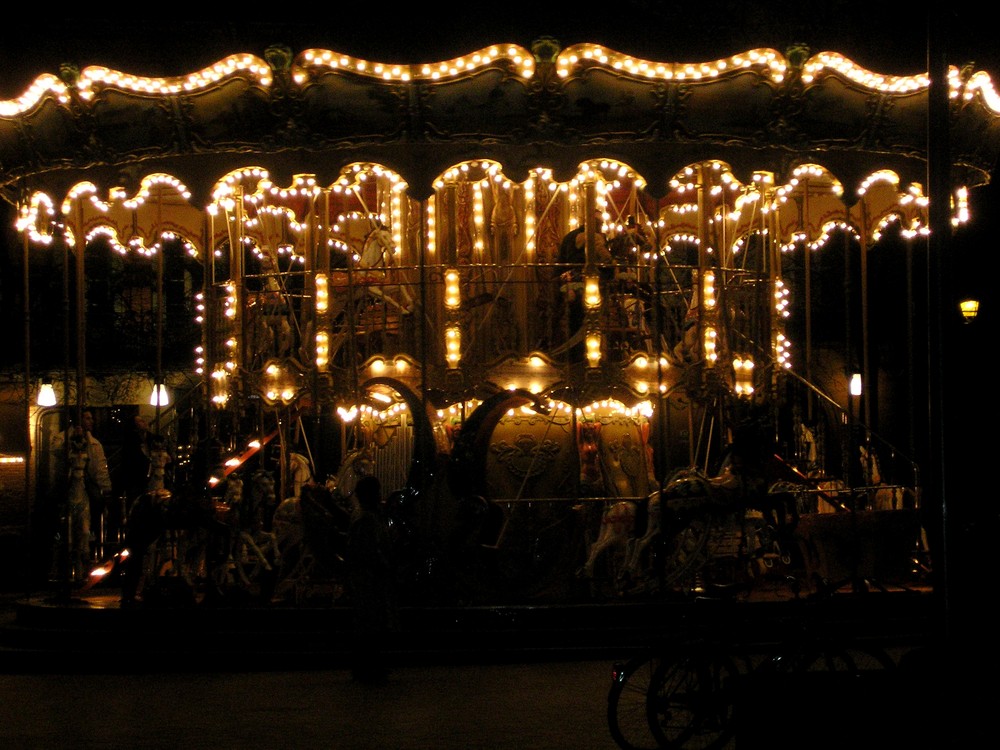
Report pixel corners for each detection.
[325,446,376,500]
[288,452,313,500]
[578,499,636,579]
[271,450,373,604]
[322,223,416,364]
[625,490,661,577]
[270,452,315,561]
[357,222,415,314]
[67,434,93,581]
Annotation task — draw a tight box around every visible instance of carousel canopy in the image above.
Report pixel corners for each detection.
[2,39,1000,207]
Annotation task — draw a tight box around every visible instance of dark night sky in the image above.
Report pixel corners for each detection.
[1,4,994,94]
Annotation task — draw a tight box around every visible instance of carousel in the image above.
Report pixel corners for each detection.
[3,37,999,607]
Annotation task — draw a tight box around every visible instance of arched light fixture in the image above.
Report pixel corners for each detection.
[849,373,863,397]
[36,381,57,406]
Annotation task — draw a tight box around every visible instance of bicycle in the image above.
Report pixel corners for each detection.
[608,622,896,749]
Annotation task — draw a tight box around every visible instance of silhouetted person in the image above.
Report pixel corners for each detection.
[119,488,171,606]
[114,414,153,547]
[345,475,398,683]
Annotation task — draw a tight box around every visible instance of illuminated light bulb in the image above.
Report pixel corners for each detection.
[315,331,329,369]
[584,275,601,308]
[37,382,57,406]
[704,327,718,365]
[850,373,862,396]
[445,327,461,367]
[315,273,329,312]
[444,268,461,309]
[150,383,170,407]
[586,332,602,367]
[733,357,755,397]
[703,270,717,309]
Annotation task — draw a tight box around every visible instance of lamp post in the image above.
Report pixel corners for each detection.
[848,372,863,501]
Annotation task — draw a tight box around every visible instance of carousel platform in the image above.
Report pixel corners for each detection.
[0,577,937,673]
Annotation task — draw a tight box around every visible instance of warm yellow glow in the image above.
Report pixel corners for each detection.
[315,273,328,312]
[850,373,863,396]
[774,333,792,369]
[37,382,57,407]
[584,275,601,309]
[960,298,980,321]
[445,269,461,309]
[733,357,755,397]
[300,44,534,82]
[773,279,790,318]
[446,326,461,367]
[586,332,602,367]
[702,270,716,309]
[211,366,230,407]
[704,327,718,365]
[315,331,329,369]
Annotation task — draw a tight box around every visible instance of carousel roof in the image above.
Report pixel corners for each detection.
[2,38,1000,205]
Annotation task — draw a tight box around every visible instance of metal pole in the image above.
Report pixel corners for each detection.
[21,202,34,598]
[926,4,953,643]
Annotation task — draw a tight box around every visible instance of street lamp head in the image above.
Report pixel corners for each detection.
[959,298,980,323]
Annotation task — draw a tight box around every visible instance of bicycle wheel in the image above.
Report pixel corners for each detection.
[646,642,740,750]
[764,641,896,675]
[607,651,664,750]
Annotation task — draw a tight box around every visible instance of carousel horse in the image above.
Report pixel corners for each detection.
[66,431,93,582]
[323,222,415,365]
[117,479,217,603]
[212,468,282,590]
[860,444,914,511]
[326,446,375,500]
[271,448,372,602]
[578,499,636,580]
[627,457,803,589]
[271,480,351,604]
[357,221,415,314]
[146,439,172,492]
[625,490,662,579]
[288,452,313,500]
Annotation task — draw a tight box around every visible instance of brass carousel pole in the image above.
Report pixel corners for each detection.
[21,201,35,598]
[56,213,72,600]
[154,235,164,431]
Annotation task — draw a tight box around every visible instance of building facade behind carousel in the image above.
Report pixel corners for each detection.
[3,39,996,606]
